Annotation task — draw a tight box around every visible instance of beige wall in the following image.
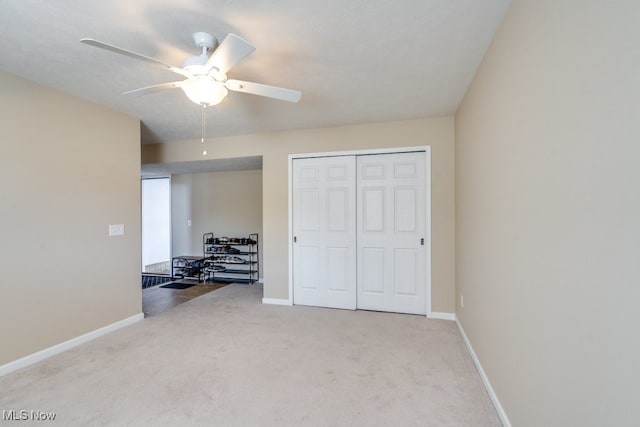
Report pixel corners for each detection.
[0,71,141,366]
[456,0,640,425]
[144,117,455,312]
[171,170,263,276]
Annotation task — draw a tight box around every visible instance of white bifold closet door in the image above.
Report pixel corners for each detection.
[292,151,426,314]
[356,152,427,315]
[292,156,357,309]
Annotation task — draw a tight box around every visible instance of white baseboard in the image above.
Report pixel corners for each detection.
[262,298,292,306]
[456,319,511,427]
[0,313,144,378]
[428,311,456,321]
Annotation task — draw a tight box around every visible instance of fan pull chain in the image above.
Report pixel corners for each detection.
[201,104,207,156]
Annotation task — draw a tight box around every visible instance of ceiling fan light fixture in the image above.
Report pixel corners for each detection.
[180,77,228,106]
[81,32,301,107]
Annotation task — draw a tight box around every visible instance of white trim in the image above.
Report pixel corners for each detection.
[288,157,294,306]
[262,298,292,306]
[456,319,512,427]
[0,313,144,378]
[288,146,431,315]
[424,147,432,317]
[289,146,428,159]
[428,312,456,321]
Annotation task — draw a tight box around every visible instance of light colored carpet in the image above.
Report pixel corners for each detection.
[0,284,500,426]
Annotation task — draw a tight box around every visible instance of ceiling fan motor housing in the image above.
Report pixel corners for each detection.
[183,55,209,74]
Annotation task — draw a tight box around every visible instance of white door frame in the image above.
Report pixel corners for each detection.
[287,146,432,317]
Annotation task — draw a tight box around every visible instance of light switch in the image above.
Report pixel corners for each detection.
[187,219,192,227]
[109,224,125,236]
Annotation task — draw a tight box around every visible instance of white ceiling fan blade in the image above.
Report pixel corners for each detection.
[122,81,184,97]
[80,38,192,78]
[205,34,255,75]
[225,79,301,103]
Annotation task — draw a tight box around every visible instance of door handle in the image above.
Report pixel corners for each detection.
[294,236,297,243]
[420,238,424,245]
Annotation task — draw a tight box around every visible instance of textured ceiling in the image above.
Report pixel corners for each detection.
[0,0,510,145]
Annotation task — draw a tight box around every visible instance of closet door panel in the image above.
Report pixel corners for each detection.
[357,152,427,315]
[292,156,356,309]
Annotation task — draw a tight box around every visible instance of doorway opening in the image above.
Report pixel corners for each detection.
[140,156,264,316]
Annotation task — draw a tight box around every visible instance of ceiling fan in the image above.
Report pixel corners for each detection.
[80,32,302,106]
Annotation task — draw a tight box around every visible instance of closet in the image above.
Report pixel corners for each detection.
[292,150,429,315]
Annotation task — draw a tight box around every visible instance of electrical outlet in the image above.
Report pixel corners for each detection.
[460,294,464,308]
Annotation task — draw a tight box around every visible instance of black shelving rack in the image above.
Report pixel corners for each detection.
[203,233,259,284]
[171,255,206,282]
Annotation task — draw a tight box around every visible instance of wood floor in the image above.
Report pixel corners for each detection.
[142,280,228,317]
